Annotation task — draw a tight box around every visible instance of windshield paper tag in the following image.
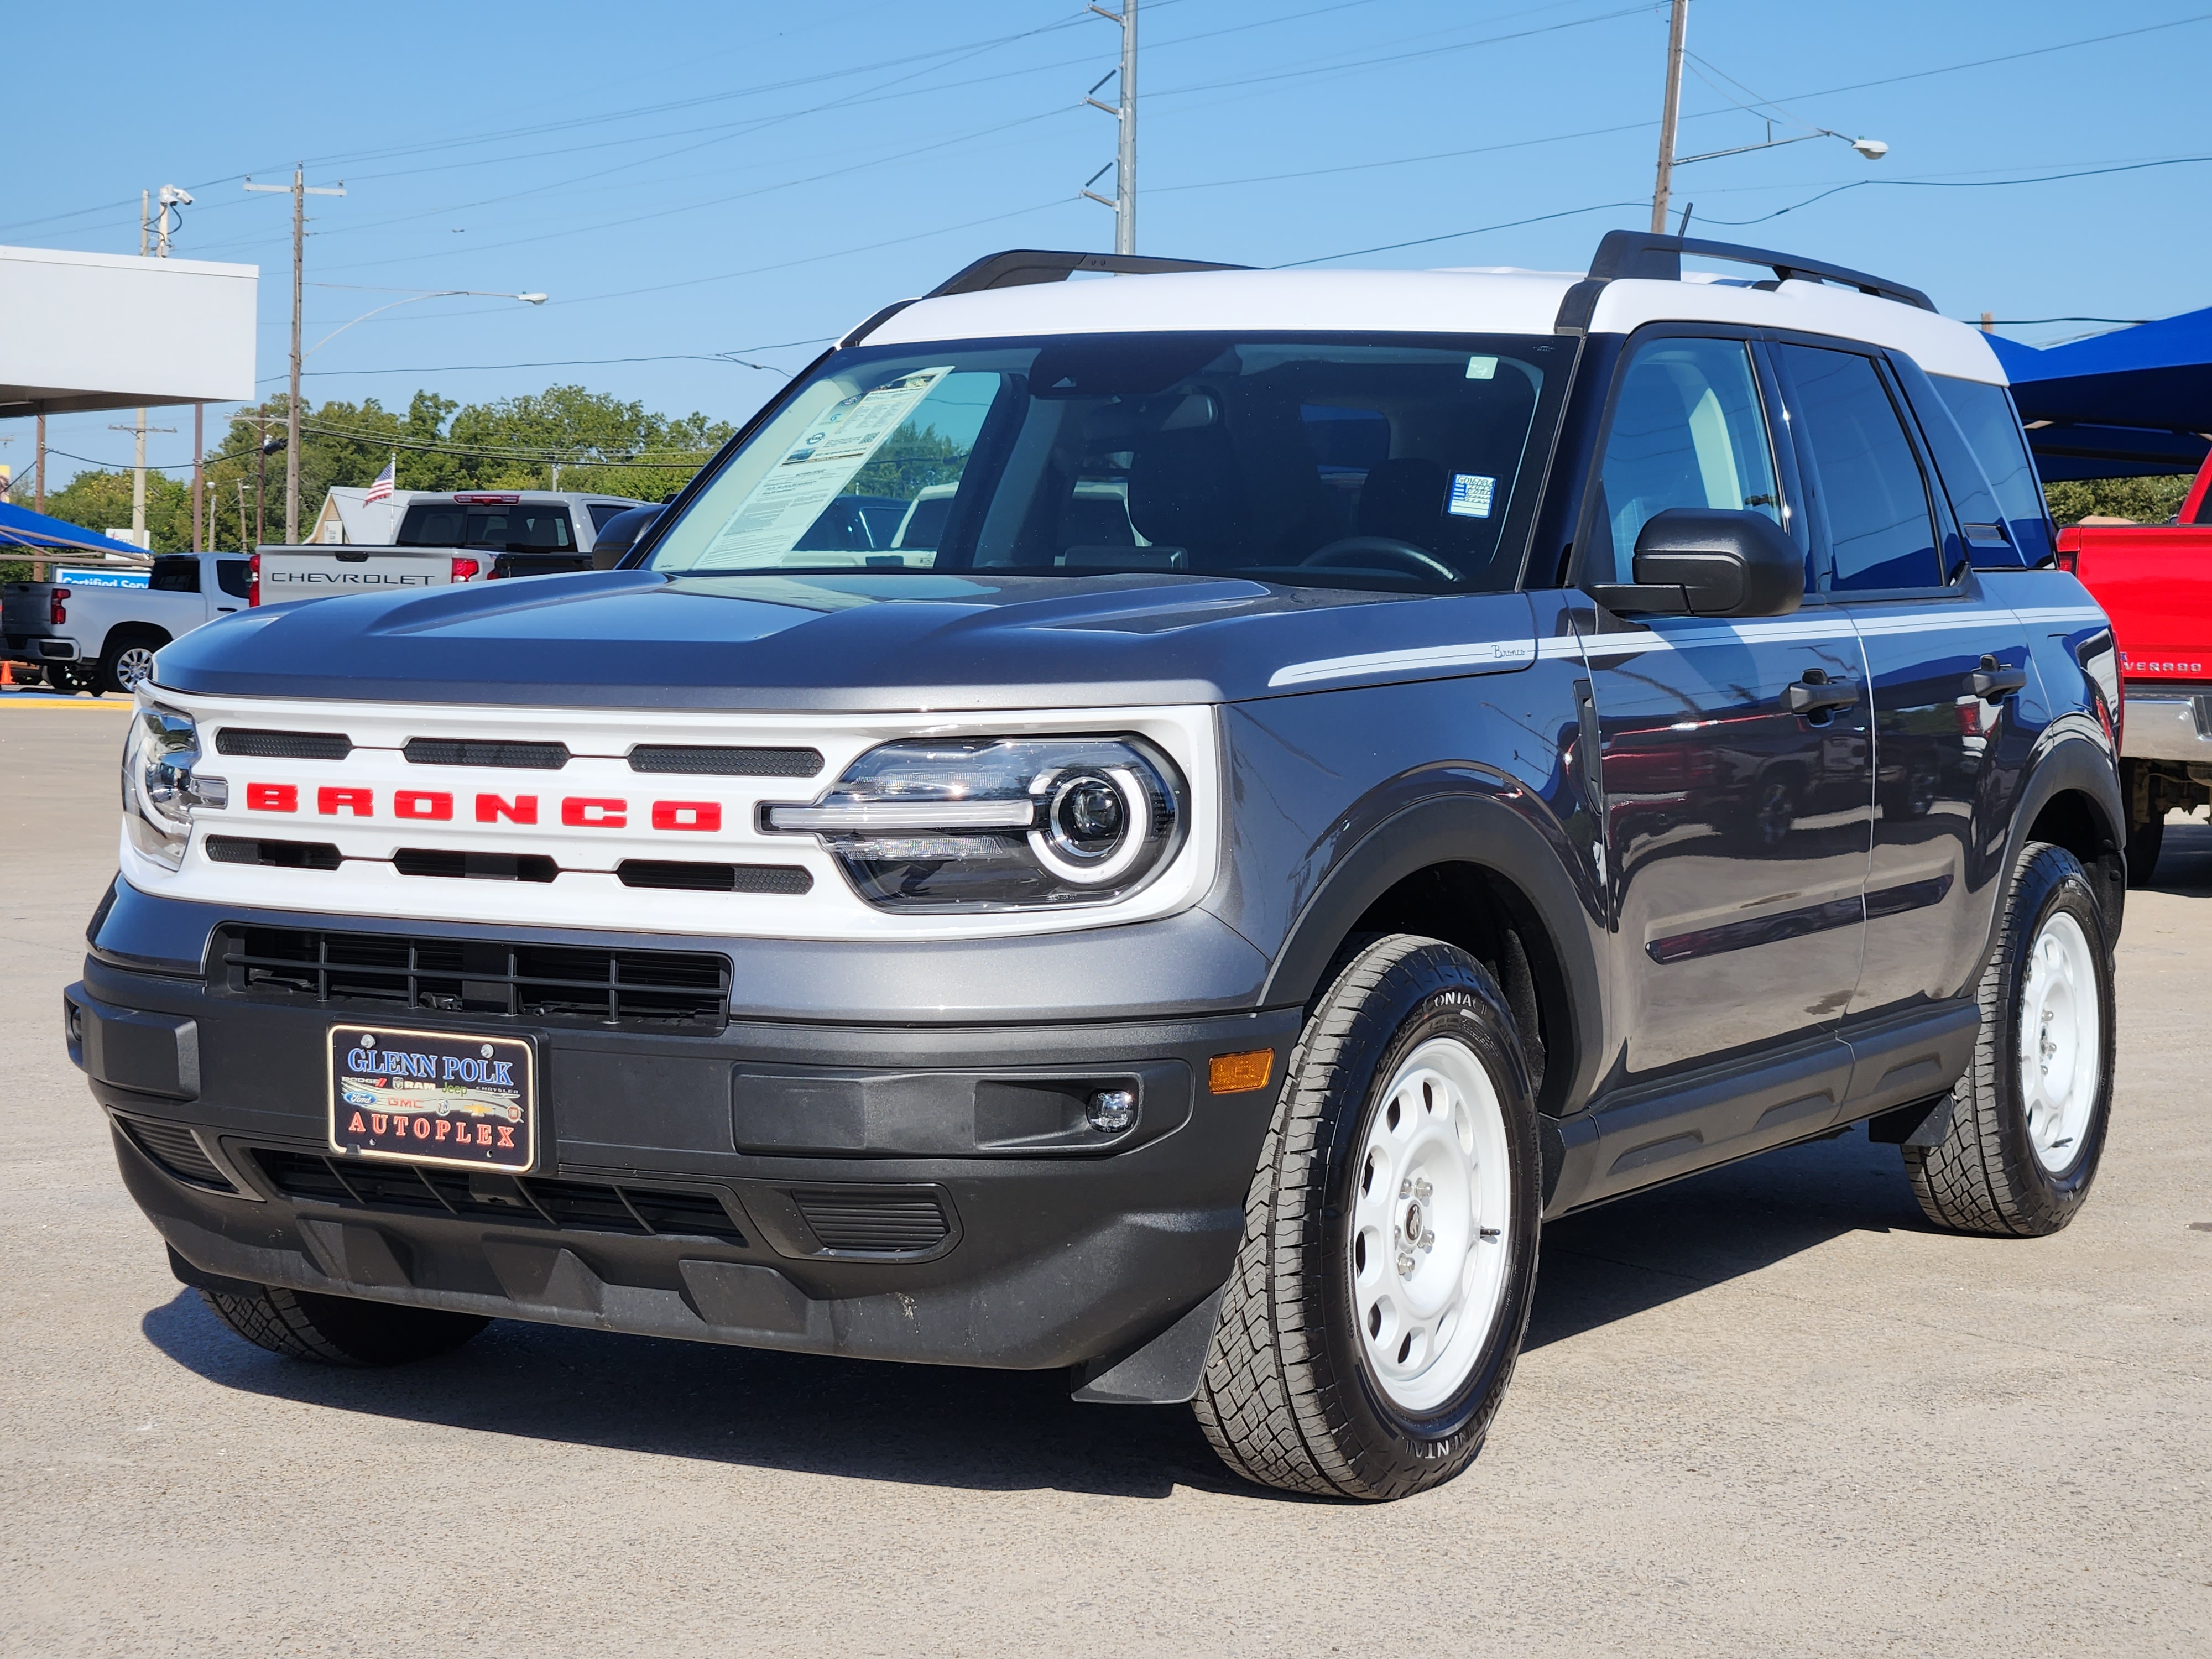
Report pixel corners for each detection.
[1465,356,1498,379]
[1447,473,1496,519]
[697,366,952,567]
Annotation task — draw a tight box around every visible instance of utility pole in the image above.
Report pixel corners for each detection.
[246,166,345,544]
[238,479,251,555]
[108,414,176,548]
[34,414,45,513]
[1081,0,1138,253]
[192,404,205,554]
[1648,0,1690,235]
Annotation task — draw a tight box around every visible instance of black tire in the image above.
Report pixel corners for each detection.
[198,1280,489,1365]
[1903,842,2116,1237]
[2125,811,2164,888]
[98,628,166,696]
[1193,935,1543,1501]
[50,663,98,695]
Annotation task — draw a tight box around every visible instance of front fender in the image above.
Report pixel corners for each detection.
[1257,783,1606,1118]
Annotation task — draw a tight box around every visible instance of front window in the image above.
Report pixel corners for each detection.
[644,333,1569,591]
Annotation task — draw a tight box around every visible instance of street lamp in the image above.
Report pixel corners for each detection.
[305,288,549,361]
[1672,123,1891,170]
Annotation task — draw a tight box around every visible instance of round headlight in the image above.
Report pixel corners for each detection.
[1032,765,1151,884]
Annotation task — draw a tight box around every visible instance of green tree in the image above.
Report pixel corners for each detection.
[2044,474,2195,526]
[38,468,194,552]
[852,422,968,500]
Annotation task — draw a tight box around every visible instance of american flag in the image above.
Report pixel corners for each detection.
[364,457,397,504]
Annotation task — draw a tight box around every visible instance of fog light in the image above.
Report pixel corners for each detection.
[1088,1088,1138,1133]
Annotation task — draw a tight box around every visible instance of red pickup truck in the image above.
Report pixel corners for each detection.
[2057,453,2212,880]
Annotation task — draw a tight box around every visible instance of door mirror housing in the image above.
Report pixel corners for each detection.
[1588,507,1803,618]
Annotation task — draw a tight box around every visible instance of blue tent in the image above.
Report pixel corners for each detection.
[0,500,149,556]
[1992,310,2212,482]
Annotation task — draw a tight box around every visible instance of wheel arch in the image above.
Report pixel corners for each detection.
[100,620,173,659]
[1258,792,1605,1122]
[2004,734,2126,948]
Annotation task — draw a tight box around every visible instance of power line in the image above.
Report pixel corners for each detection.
[1692,153,2212,227]
[1280,199,1651,267]
[297,344,833,380]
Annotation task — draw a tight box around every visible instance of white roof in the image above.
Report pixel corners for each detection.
[861,264,2005,385]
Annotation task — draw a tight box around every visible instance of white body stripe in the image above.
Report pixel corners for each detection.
[1267,638,1536,688]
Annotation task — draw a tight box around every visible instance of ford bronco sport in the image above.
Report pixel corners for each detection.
[70,233,2125,1500]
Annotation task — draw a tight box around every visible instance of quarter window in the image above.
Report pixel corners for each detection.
[1594,337,1784,585]
[1778,345,1942,592]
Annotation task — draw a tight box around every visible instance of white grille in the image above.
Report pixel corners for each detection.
[123,689,1220,942]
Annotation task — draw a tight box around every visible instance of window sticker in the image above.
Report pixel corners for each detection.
[698,366,952,567]
[1465,356,1498,380]
[1447,473,1497,519]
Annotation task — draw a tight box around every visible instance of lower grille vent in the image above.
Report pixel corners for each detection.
[791,1187,952,1255]
[117,1114,236,1193]
[253,1149,746,1244]
[393,848,560,883]
[216,927,732,1032]
[617,859,813,894]
[205,835,343,870]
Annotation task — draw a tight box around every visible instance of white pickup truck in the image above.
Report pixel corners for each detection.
[254,490,648,605]
[3,553,252,693]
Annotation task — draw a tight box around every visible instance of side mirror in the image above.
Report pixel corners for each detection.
[1588,507,1803,618]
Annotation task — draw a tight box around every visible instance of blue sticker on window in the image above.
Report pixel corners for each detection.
[1447,473,1496,519]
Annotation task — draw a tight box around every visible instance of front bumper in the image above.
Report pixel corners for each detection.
[70,947,1296,1378]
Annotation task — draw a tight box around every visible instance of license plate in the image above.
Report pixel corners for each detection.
[328,1024,536,1173]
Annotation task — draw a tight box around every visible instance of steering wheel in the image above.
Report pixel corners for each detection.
[1298,536,1459,582]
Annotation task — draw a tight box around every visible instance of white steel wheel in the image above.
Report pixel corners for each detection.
[1349,1034,1512,1413]
[2018,909,2100,1173]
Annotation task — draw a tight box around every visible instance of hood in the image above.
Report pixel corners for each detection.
[153,568,1542,711]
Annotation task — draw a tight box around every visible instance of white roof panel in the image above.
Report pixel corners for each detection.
[855,261,2006,385]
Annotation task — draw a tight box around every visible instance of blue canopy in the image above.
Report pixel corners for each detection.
[1992,310,2212,482]
[0,500,149,556]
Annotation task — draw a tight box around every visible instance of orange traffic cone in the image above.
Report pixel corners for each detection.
[0,661,14,688]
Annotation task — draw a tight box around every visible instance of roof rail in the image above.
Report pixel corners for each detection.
[925,248,1249,298]
[1555,228,1934,333]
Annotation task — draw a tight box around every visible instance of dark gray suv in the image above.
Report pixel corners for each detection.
[71,233,2123,1500]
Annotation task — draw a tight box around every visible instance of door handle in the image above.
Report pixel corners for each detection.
[1969,656,2027,700]
[1783,672,1858,716]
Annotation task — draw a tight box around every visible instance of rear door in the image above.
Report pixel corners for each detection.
[1578,330,1872,1086]
[1770,340,2032,1021]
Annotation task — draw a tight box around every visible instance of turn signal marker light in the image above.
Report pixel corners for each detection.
[1208,1050,1274,1095]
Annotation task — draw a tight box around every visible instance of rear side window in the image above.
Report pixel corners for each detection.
[587,502,633,533]
[1777,345,1942,592]
[215,560,251,598]
[1592,337,1786,585]
[1933,375,2053,561]
[149,557,200,593]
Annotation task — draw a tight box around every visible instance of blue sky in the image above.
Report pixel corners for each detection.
[8,0,2203,492]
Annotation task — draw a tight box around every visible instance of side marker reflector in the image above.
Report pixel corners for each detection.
[1208,1050,1274,1095]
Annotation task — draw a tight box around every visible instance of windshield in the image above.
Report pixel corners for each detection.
[645,332,1569,591]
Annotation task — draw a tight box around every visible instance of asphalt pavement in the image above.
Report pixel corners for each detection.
[4,701,2207,1657]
